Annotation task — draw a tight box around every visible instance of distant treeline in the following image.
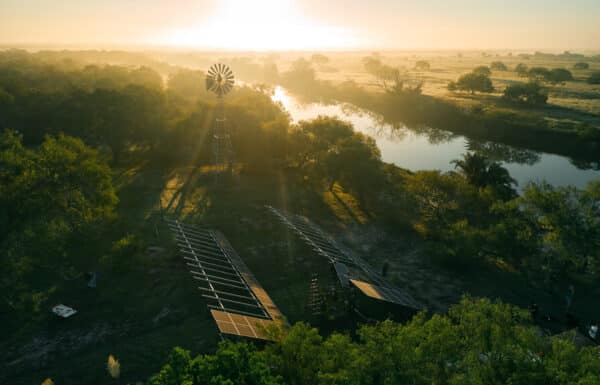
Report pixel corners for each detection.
[273,57,600,166]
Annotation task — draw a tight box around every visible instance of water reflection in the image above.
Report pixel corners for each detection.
[269,86,600,188]
[466,141,541,166]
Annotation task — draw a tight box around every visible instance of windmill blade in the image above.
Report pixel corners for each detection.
[206,77,214,91]
[206,63,235,97]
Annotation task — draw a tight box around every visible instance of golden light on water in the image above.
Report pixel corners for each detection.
[156,0,361,50]
[271,86,292,109]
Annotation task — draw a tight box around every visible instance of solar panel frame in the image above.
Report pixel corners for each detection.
[167,219,270,319]
[266,206,422,310]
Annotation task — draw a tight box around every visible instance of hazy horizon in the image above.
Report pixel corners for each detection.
[2,0,600,51]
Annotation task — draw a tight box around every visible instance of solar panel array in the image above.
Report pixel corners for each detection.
[210,309,274,340]
[167,219,284,339]
[265,206,421,310]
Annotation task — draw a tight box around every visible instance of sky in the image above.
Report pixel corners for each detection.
[1,0,599,51]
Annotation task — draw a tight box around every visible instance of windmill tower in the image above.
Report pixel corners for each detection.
[306,274,324,318]
[206,64,234,174]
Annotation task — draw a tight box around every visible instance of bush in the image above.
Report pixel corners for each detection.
[472,65,491,76]
[573,62,589,69]
[454,72,494,93]
[527,66,550,80]
[414,60,430,71]
[503,82,548,105]
[528,67,573,84]
[588,71,600,84]
[546,68,573,84]
[515,63,528,76]
[490,61,508,71]
[102,234,143,272]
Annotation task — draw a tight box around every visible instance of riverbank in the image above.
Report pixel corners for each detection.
[271,86,600,189]
[279,79,600,168]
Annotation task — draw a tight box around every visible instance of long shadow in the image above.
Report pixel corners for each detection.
[329,187,362,224]
[164,166,201,217]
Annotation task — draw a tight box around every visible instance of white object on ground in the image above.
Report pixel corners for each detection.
[52,304,77,318]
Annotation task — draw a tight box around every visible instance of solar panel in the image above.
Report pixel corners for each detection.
[266,206,422,310]
[210,310,277,340]
[167,219,285,339]
[349,279,418,306]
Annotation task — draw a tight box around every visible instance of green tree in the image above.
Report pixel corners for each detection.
[574,62,589,69]
[527,66,550,81]
[0,131,117,319]
[546,68,574,84]
[503,82,548,106]
[150,344,283,385]
[414,60,430,71]
[452,72,494,94]
[473,65,492,76]
[517,181,600,278]
[265,322,323,385]
[490,61,507,71]
[452,152,517,199]
[587,71,600,84]
[515,63,529,76]
[145,299,600,385]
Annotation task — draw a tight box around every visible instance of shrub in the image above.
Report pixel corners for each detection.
[454,72,494,93]
[527,66,550,80]
[472,65,491,76]
[515,63,528,76]
[574,62,589,69]
[503,82,548,105]
[414,60,430,71]
[588,71,600,84]
[490,61,508,71]
[546,68,573,84]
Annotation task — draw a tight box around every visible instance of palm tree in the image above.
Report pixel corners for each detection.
[451,152,489,187]
[452,152,517,199]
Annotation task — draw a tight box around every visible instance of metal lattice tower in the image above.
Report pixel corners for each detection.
[206,63,234,173]
[306,275,324,317]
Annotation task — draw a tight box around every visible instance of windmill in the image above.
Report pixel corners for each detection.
[206,63,235,174]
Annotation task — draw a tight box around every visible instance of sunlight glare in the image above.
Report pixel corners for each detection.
[158,0,360,50]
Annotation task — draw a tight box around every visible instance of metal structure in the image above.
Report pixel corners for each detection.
[206,64,235,172]
[306,275,324,317]
[167,219,284,340]
[266,206,422,310]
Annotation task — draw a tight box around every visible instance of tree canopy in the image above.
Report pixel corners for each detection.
[0,130,117,319]
[588,71,600,85]
[503,82,548,106]
[574,62,589,70]
[472,66,492,76]
[147,297,600,385]
[449,72,494,94]
[490,61,508,71]
[414,60,431,71]
[546,68,574,84]
[527,67,573,84]
[515,63,529,76]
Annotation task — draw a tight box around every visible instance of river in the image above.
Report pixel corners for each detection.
[271,86,600,189]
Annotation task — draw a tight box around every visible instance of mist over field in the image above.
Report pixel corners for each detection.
[1,2,599,385]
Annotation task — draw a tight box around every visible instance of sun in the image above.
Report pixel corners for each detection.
[156,0,361,50]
